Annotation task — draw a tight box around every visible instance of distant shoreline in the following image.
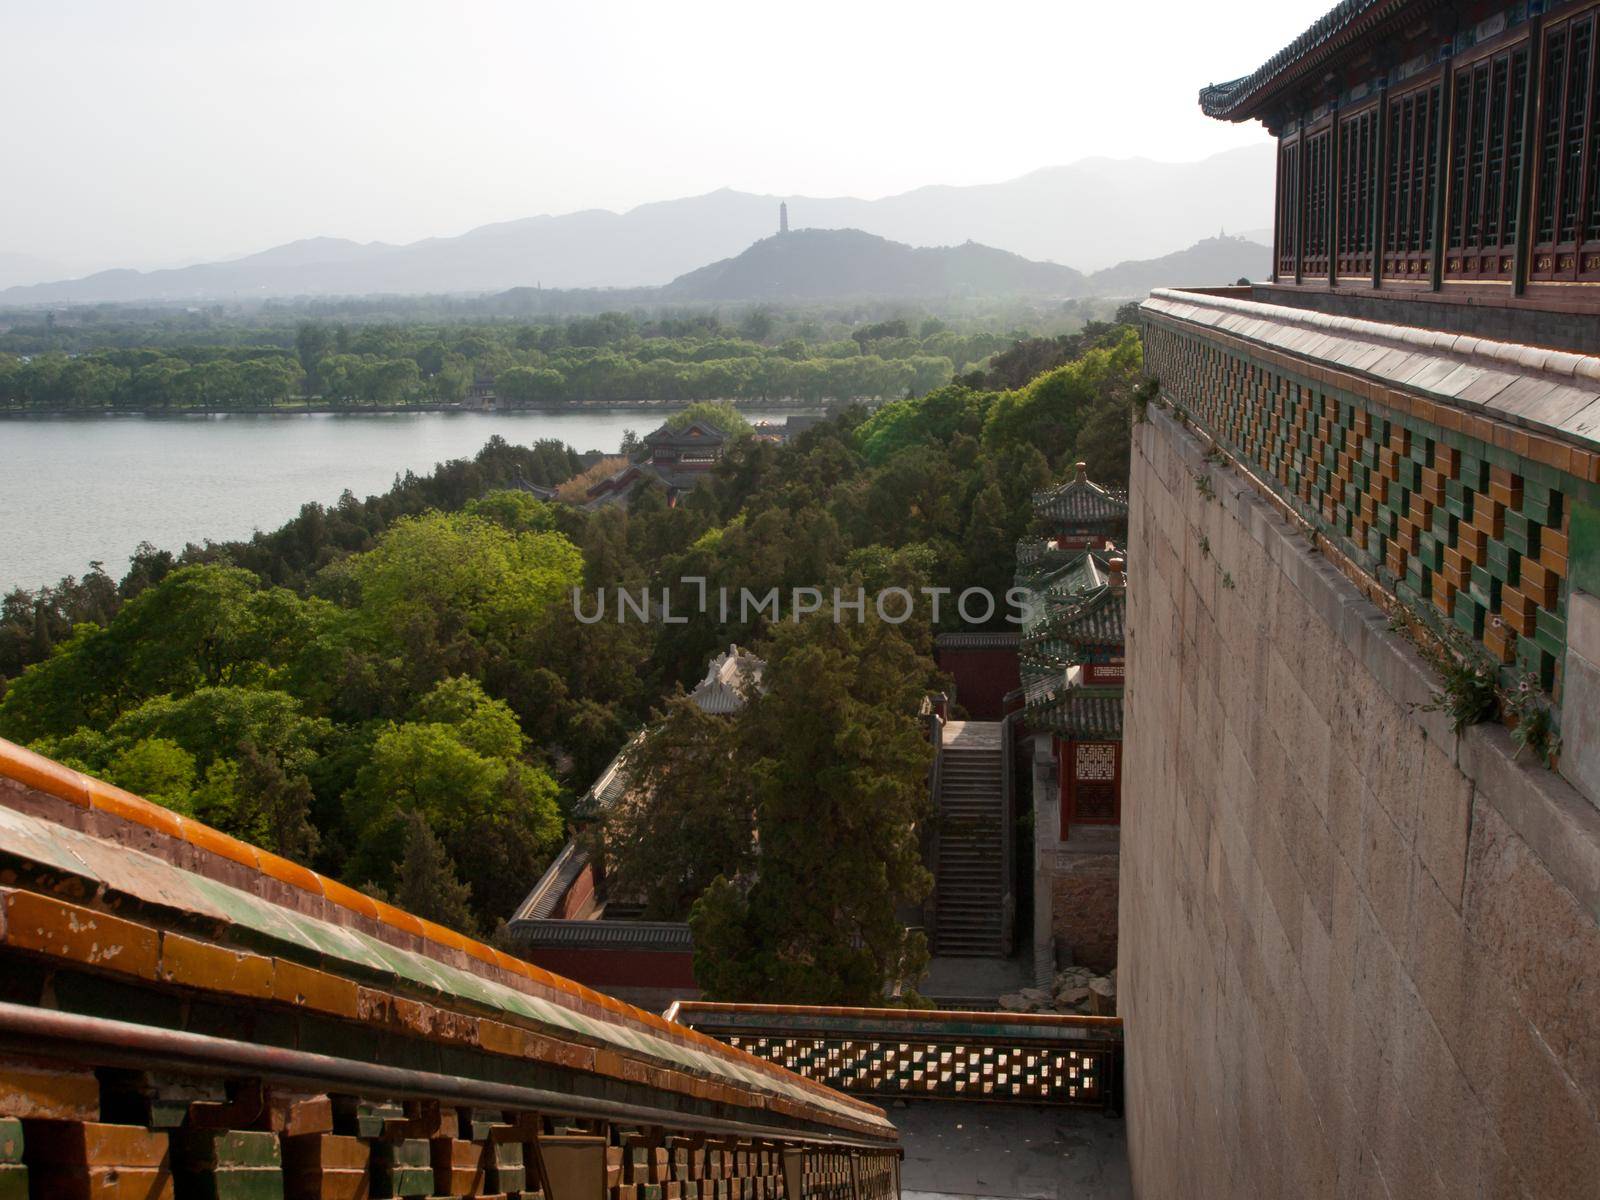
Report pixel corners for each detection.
[0,399,830,419]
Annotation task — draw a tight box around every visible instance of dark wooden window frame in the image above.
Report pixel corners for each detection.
[1528,0,1600,286]
[1335,99,1383,280]
[1276,132,1304,281]
[1443,32,1535,284]
[1302,120,1335,280]
[1382,70,1447,286]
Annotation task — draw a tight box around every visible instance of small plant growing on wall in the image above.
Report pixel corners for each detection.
[1416,621,1500,733]
[1198,535,1211,560]
[1194,472,1215,501]
[1505,674,1560,767]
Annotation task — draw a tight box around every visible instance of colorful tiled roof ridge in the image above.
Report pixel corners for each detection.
[1015,548,1112,600]
[1021,585,1127,652]
[1198,0,1420,122]
[1032,462,1130,526]
[0,735,893,1135]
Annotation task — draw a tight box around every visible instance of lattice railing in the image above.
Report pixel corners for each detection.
[665,1003,1122,1111]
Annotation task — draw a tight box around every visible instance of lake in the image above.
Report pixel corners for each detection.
[0,409,807,592]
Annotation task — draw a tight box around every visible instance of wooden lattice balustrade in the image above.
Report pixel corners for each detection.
[665,1004,1123,1111]
[0,735,901,1199]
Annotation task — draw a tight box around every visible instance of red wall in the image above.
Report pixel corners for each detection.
[935,647,1021,720]
[557,863,597,919]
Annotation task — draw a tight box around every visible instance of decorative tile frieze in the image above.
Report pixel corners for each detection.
[1142,298,1600,706]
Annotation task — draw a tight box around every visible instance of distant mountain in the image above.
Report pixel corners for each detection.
[663,229,1086,301]
[1086,235,1271,296]
[0,146,1273,305]
[0,252,71,291]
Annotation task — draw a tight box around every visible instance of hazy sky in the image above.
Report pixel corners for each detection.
[3,0,1332,276]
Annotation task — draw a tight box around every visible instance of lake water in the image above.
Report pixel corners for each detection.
[0,409,806,592]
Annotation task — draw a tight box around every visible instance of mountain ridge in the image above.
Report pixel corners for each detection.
[1,145,1274,303]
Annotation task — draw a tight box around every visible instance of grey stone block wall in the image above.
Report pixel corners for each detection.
[1120,407,1600,1199]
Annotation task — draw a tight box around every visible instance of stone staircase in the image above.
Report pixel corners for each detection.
[932,721,1007,957]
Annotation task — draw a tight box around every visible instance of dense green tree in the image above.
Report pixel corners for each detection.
[601,698,753,920]
[390,811,479,934]
[689,615,936,1004]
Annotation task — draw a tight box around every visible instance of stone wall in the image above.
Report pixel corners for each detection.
[1120,407,1600,1198]
[1030,741,1121,982]
[1047,848,1119,973]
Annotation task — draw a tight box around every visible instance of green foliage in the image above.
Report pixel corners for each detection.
[389,811,480,936]
[1,316,1145,957]
[106,738,197,815]
[601,699,753,920]
[688,615,935,1005]
[348,676,561,916]
[463,490,559,533]
[664,401,752,436]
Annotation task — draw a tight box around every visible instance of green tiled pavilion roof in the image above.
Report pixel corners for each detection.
[1025,587,1127,651]
[1032,465,1129,530]
[1026,689,1125,739]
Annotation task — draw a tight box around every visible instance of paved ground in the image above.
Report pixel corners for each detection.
[942,720,1004,750]
[921,955,1033,1007]
[897,1101,1130,1200]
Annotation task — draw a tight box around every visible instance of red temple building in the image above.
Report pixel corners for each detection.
[583,419,729,509]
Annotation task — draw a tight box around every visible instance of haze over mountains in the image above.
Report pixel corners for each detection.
[655,229,1267,302]
[0,146,1272,304]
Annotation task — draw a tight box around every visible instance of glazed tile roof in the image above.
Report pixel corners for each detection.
[511,919,695,951]
[0,737,894,1138]
[1026,690,1125,739]
[1032,464,1129,529]
[935,632,1022,650]
[514,838,592,921]
[574,732,642,819]
[1015,548,1112,599]
[690,644,765,715]
[645,420,728,448]
[1199,0,1421,123]
[1024,587,1127,651]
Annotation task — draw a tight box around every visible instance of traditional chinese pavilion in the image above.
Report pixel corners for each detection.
[1015,465,1129,977]
[584,419,729,509]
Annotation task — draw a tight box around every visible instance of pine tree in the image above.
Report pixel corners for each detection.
[393,811,479,936]
[690,614,935,1004]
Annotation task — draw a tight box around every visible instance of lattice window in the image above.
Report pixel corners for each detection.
[1142,321,1571,697]
[1303,126,1333,277]
[1446,44,1531,282]
[1277,138,1302,278]
[1336,106,1380,277]
[1384,79,1443,280]
[1532,8,1600,281]
[1067,741,1120,827]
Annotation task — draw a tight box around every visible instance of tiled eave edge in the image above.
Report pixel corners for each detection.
[0,736,890,1136]
[1145,289,1600,478]
[1143,405,1600,925]
[1198,0,1424,122]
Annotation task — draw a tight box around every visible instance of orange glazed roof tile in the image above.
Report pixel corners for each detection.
[0,735,893,1137]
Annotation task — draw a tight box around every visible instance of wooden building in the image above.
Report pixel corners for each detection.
[1205,0,1600,351]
